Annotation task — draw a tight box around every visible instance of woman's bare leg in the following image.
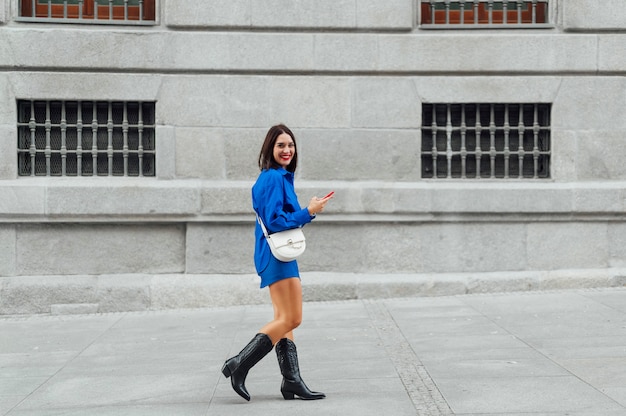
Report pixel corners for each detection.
[259,277,302,344]
[271,298,294,341]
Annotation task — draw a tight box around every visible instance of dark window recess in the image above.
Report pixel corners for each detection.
[17,100,156,177]
[421,103,551,179]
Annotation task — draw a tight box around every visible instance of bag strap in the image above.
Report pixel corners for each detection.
[256,213,270,239]
[256,212,302,238]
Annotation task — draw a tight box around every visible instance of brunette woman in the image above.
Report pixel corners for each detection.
[221,124,332,401]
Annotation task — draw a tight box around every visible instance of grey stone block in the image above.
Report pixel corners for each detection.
[175,127,261,181]
[150,274,268,309]
[164,0,414,30]
[165,32,231,71]
[356,0,414,29]
[414,76,562,103]
[223,128,265,181]
[96,274,152,312]
[429,184,574,214]
[50,303,99,315]
[0,275,98,314]
[45,183,200,216]
[155,126,175,180]
[298,223,426,274]
[0,126,16,180]
[574,131,626,180]
[554,78,626,130]
[16,224,186,276]
[174,127,225,179]
[164,0,251,28]
[609,223,626,268]
[599,35,626,72]
[378,35,597,73]
[0,74,11,122]
[250,0,356,29]
[563,0,626,31]
[355,273,468,298]
[610,274,626,287]
[380,185,431,212]
[314,34,379,72]
[573,184,625,212]
[7,44,165,89]
[158,76,272,128]
[230,33,315,72]
[52,30,141,69]
[0,225,16,277]
[302,280,358,302]
[0,185,45,216]
[200,185,252,215]
[551,129,578,181]
[539,269,615,291]
[300,221,533,275]
[297,129,421,181]
[466,272,541,294]
[269,77,352,128]
[185,223,255,274]
[353,78,422,128]
[527,223,609,270]
[417,223,528,273]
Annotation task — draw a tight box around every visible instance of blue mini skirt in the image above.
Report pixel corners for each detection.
[259,255,300,288]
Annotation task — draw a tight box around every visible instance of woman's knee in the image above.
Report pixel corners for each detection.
[279,314,302,331]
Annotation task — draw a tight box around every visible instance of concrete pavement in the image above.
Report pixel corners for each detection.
[1,288,626,415]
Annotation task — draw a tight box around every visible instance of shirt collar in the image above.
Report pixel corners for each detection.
[276,167,294,183]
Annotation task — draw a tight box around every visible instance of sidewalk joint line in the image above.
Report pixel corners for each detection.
[364,299,454,416]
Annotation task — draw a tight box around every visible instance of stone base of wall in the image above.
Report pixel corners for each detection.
[2,269,625,315]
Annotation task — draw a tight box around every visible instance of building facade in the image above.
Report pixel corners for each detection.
[1,0,625,314]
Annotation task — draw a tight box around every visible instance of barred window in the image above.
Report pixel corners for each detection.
[18,0,156,24]
[17,100,156,177]
[421,103,551,179]
[420,0,549,27]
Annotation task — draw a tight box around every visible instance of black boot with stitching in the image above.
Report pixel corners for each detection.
[221,333,274,401]
[275,338,326,400]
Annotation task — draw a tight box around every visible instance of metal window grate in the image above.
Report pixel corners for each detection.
[420,0,550,27]
[421,103,551,179]
[17,100,156,177]
[17,0,156,25]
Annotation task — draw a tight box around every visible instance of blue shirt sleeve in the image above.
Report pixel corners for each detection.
[252,169,313,233]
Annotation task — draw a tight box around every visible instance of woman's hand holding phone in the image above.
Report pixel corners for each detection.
[308,191,334,216]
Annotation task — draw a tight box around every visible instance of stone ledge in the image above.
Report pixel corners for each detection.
[50,303,99,315]
[563,0,626,32]
[1,269,625,315]
[163,0,414,31]
[1,30,604,74]
[1,180,625,221]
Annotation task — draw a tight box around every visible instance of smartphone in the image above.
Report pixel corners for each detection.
[323,191,335,199]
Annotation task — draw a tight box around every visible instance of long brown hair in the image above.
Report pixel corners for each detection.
[258,124,298,173]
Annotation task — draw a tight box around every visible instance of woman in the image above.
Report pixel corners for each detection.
[221,124,332,402]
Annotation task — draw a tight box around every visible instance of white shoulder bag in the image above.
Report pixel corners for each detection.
[256,214,306,262]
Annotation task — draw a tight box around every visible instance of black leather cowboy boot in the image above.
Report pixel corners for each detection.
[221,333,273,401]
[275,338,326,400]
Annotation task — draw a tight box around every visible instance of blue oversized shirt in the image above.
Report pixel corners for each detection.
[252,168,314,274]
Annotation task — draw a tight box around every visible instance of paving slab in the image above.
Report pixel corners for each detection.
[1,288,625,416]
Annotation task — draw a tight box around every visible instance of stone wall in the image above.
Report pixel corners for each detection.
[1,0,625,313]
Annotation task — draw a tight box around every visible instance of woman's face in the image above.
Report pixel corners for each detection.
[273,133,295,168]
